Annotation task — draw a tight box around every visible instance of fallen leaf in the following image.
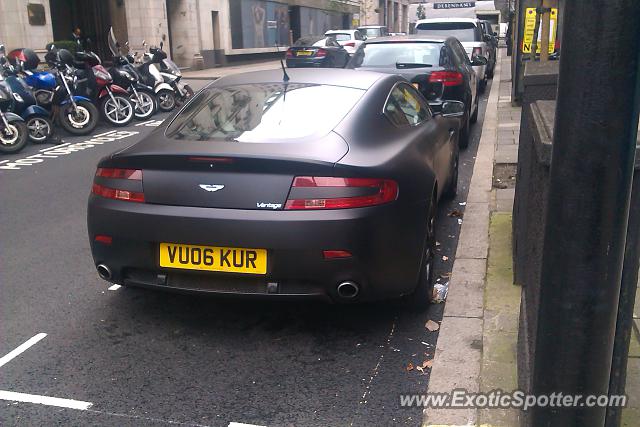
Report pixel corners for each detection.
[442,256,449,261]
[422,359,433,369]
[435,241,441,246]
[458,219,463,225]
[459,202,467,206]
[406,362,414,371]
[448,209,464,218]
[425,320,440,331]
[416,366,424,373]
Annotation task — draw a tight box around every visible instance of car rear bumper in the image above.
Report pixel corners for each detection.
[87,196,428,302]
[286,58,326,68]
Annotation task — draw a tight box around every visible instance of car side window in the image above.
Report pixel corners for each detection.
[384,84,431,127]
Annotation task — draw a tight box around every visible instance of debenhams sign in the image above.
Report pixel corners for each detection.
[433,2,476,9]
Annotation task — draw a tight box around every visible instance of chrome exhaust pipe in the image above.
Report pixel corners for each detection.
[337,281,359,299]
[96,264,112,281]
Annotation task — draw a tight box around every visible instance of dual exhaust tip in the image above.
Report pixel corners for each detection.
[96,264,112,281]
[336,281,359,299]
[97,264,359,299]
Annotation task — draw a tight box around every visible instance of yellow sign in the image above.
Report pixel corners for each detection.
[522,7,557,54]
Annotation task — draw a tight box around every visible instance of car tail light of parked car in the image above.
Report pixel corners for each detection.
[429,71,464,87]
[314,49,328,58]
[343,42,356,47]
[284,177,398,210]
[92,168,145,203]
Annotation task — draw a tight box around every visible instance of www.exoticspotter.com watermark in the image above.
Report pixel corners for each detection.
[399,389,627,410]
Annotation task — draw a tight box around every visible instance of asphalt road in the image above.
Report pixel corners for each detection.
[0,78,491,426]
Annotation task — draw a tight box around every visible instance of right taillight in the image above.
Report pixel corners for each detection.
[315,48,328,58]
[429,71,464,87]
[92,167,145,203]
[284,177,398,210]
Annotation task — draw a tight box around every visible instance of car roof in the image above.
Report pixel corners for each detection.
[364,35,448,44]
[325,29,357,34]
[212,68,388,91]
[416,17,480,25]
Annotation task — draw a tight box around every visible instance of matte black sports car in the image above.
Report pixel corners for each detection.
[87,69,463,308]
[348,35,487,149]
[285,36,350,68]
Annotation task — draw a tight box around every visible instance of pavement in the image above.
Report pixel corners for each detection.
[424,47,640,426]
[0,73,493,425]
[182,60,282,80]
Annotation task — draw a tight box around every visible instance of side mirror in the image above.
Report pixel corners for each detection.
[493,32,498,37]
[441,101,465,118]
[0,44,4,54]
[471,55,488,66]
[482,34,492,42]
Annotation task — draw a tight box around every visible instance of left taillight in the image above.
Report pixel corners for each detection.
[91,167,145,203]
[284,177,398,210]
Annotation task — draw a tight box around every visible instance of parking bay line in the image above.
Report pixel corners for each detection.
[108,284,122,291]
[0,333,47,368]
[0,390,92,410]
[228,423,266,427]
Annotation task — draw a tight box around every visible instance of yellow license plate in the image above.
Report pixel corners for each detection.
[159,243,267,275]
[296,50,313,56]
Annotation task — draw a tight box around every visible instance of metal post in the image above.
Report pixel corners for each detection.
[530,1,640,426]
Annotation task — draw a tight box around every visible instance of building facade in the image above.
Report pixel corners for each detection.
[358,0,410,33]
[2,0,409,69]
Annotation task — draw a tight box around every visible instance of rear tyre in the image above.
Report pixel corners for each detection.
[404,196,437,311]
[26,116,53,143]
[444,150,459,200]
[0,120,28,154]
[57,101,99,136]
[459,108,470,149]
[157,89,176,112]
[470,95,479,124]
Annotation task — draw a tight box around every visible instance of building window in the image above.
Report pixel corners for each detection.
[230,0,291,49]
[27,3,46,26]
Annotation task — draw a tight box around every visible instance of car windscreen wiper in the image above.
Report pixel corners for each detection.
[395,62,433,69]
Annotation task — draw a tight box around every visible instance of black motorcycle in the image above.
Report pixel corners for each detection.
[107,30,157,120]
[0,45,28,153]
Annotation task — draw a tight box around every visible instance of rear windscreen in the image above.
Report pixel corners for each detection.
[351,42,443,68]
[328,33,352,42]
[166,83,365,142]
[293,37,324,46]
[416,22,479,42]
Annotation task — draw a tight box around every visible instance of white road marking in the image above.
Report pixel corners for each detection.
[0,390,92,410]
[108,284,122,291]
[0,333,47,368]
[228,423,266,427]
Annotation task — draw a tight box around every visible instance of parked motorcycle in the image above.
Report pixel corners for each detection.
[33,46,99,136]
[2,48,53,143]
[0,46,28,154]
[73,44,134,127]
[155,48,194,106]
[107,30,157,120]
[135,41,178,112]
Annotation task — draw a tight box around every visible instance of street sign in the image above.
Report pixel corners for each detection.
[522,7,557,54]
[433,2,475,9]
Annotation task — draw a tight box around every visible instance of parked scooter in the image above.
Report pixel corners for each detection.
[31,46,100,136]
[135,40,178,112]
[107,29,157,120]
[2,48,53,143]
[73,43,134,127]
[155,48,194,106]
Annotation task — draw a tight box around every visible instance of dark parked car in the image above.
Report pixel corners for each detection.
[87,68,464,309]
[348,35,486,148]
[285,36,350,68]
[479,20,498,77]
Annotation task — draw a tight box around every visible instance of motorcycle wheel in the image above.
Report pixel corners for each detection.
[101,95,134,127]
[185,84,195,97]
[58,101,99,136]
[157,89,176,112]
[26,116,53,143]
[0,120,28,154]
[131,90,157,120]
